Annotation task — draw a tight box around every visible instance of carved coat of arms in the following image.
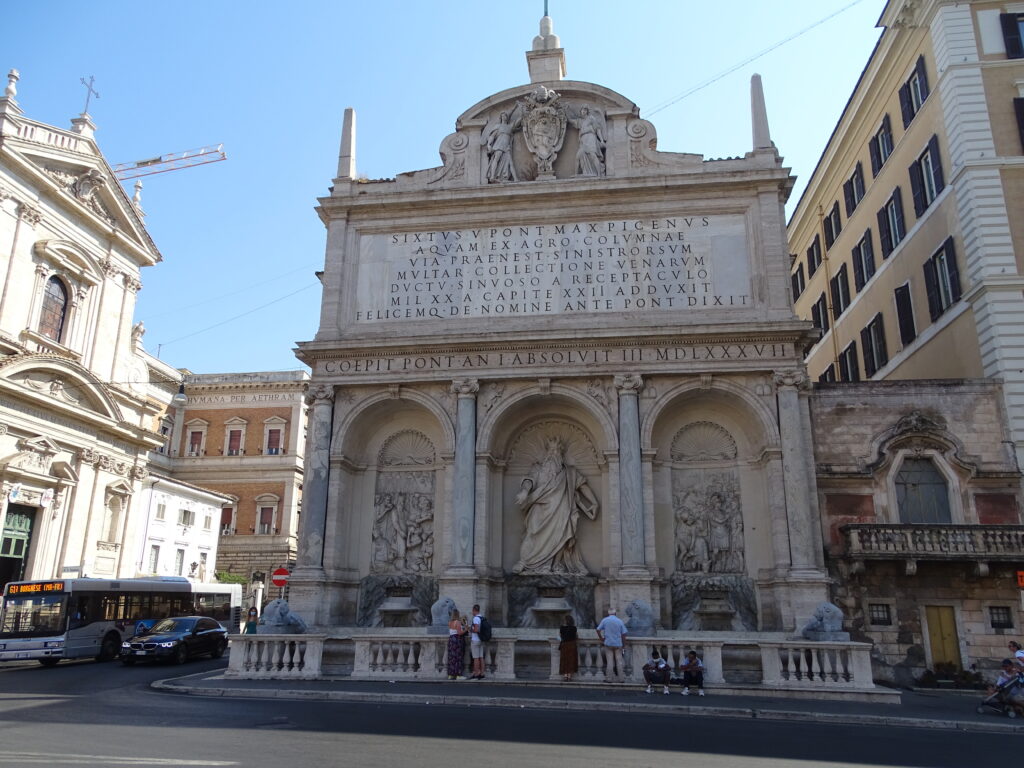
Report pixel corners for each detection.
[520,86,566,179]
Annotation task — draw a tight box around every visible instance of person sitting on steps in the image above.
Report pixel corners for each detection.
[642,649,672,695]
[680,650,706,697]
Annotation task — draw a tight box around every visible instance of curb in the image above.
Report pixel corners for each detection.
[150,677,1024,735]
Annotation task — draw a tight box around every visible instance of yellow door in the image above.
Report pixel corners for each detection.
[925,606,961,670]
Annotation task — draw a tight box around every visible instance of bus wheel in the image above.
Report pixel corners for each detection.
[97,632,121,662]
[38,658,60,667]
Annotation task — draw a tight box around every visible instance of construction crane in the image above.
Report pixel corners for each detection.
[112,144,226,181]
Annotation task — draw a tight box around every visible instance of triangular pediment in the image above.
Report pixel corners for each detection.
[4,119,161,266]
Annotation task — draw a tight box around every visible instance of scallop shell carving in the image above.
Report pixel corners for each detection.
[671,421,737,462]
[507,420,600,467]
[379,430,436,466]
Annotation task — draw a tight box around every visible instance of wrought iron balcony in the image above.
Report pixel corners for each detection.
[841,524,1024,575]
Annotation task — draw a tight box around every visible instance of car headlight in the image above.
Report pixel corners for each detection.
[121,642,131,648]
[44,641,63,649]
[158,641,177,648]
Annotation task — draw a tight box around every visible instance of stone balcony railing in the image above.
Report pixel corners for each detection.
[841,523,1024,575]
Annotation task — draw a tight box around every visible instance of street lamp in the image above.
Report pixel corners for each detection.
[171,383,187,408]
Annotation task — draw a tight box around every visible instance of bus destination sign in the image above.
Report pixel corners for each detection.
[7,581,65,595]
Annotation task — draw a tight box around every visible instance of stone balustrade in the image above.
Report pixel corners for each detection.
[759,640,874,690]
[843,523,1024,561]
[226,634,325,679]
[351,635,517,680]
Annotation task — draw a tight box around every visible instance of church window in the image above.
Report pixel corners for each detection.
[38,277,69,342]
[895,458,951,524]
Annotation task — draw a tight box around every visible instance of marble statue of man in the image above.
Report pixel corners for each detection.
[512,436,598,574]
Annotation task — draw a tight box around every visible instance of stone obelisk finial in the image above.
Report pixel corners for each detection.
[751,73,773,151]
[337,107,356,180]
[527,12,566,83]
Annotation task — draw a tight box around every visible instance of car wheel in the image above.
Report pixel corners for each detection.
[97,633,121,662]
[210,639,227,659]
[1007,709,1018,719]
[173,644,188,665]
[121,656,136,666]
[38,658,60,667]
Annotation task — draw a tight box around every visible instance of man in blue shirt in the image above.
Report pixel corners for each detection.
[596,608,628,683]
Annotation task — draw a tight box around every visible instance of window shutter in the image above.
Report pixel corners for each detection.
[877,207,893,257]
[923,258,941,321]
[838,349,850,381]
[823,213,835,249]
[1015,98,1024,152]
[819,294,829,331]
[892,188,906,242]
[189,431,202,450]
[869,135,882,176]
[843,179,855,216]
[811,299,821,329]
[228,430,241,452]
[944,237,962,302]
[899,83,913,128]
[260,507,274,526]
[830,274,841,315]
[928,135,944,195]
[862,230,875,281]
[915,56,930,102]
[875,315,889,367]
[268,429,281,451]
[861,326,876,377]
[852,245,865,291]
[806,243,817,276]
[849,342,861,382]
[220,508,233,526]
[895,285,917,345]
[909,157,925,216]
[1002,14,1024,58]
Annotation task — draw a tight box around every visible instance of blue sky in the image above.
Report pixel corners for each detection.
[6,0,885,374]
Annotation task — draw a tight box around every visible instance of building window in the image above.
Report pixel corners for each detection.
[258,506,275,535]
[990,605,1014,630]
[198,552,208,581]
[807,235,822,277]
[178,508,195,528]
[1016,98,1024,153]
[830,264,851,317]
[823,201,842,249]
[896,458,951,524]
[185,420,208,457]
[223,418,247,456]
[910,136,944,216]
[923,237,962,321]
[148,545,160,574]
[839,341,860,382]
[877,189,906,258]
[220,507,235,535]
[899,55,930,127]
[843,162,866,216]
[157,419,172,455]
[203,514,212,531]
[38,276,69,342]
[861,313,889,377]
[818,365,837,383]
[1000,14,1024,59]
[791,264,806,301]
[263,417,287,455]
[851,230,876,291]
[810,292,830,332]
[174,549,185,576]
[868,603,893,626]
[869,115,894,176]
[894,283,917,346]
[155,503,166,521]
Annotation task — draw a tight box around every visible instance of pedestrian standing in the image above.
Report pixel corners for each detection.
[559,614,578,681]
[447,609,467,680]
[469,604,487,680]
[596,608,628,683]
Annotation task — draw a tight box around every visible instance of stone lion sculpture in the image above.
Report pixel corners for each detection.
[257,598,307,634]
[801,602,848,641]
[624,599,656,636]
[429,596,457,634]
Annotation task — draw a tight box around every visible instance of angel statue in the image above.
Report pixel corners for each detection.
[570,105,607,177]
[484,109,522,183]
[512,435,599,575]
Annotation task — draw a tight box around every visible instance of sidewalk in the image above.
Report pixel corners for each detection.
[153,670,1024,735]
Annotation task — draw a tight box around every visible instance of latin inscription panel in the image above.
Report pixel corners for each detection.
[354,215,750,323]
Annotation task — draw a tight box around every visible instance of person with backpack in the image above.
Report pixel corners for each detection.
[470,604,492,679]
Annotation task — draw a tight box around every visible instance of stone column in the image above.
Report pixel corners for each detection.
[296,383,334,569]
[615,374,645,567]
[773,371,822,572]
[451,378,479,566]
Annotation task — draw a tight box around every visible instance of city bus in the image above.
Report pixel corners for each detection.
[0,577,241,666]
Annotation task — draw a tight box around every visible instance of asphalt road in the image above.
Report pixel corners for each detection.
[0,656,1018,767]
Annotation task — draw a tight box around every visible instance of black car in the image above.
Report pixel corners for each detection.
[120,616,227,665]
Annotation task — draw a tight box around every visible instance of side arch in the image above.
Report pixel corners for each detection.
[332,388,455,460]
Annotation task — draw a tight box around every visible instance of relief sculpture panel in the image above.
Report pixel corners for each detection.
[370,430,436,574]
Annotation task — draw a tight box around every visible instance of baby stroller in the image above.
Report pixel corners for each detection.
[977,673,1024,718]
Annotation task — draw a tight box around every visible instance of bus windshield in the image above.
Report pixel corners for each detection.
[0,594,67,636]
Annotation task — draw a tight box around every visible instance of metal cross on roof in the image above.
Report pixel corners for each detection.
[79,75,99,114]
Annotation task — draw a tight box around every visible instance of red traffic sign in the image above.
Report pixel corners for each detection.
[271,568,290,587]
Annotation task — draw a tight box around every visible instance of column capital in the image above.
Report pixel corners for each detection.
[613,373,644,395]
[304,382,335,406]
[772,370,810,391]
[17,202,41,227]
[451,378,480,397]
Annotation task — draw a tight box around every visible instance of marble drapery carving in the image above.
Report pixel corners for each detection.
[570,105,607,177]
[512,435,598,575]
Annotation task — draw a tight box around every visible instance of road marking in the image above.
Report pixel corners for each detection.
[0,754,237,765]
